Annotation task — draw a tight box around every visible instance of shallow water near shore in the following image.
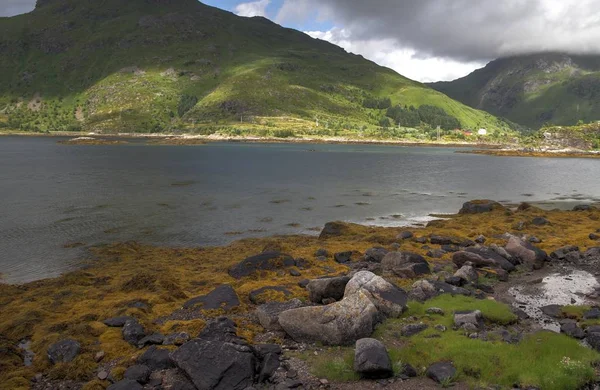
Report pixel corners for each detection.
[1,136,600,283]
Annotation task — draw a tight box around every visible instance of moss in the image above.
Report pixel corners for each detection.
[561,305,591,320]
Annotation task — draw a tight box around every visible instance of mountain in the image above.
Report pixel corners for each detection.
[428,53,600,129]
[0,0,514,136]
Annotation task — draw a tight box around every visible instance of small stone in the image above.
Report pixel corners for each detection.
[298,279,310,288]
[34,373,43,382]
[434,325,447,332]
[426,362,456,384]
[286,369,298,379]
[475,235,486,244]
[401,323,428,337]
[315,248,329,257]
[97,370,109,380]
[426,307,445,315]
[397,231,414,240]
[289,269,301,277]
[94,350,105,362]
[319,378,329,385]
[590,233,600,240]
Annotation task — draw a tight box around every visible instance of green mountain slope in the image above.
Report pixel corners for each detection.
[0,0,514,136]
[429,53,600,129]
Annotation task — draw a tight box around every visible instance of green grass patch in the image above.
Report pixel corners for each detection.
[291,347,359,382]
[561,305,591,320]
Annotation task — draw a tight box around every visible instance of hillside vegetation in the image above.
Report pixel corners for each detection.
[429,53,600,129]
[0,0,516,139]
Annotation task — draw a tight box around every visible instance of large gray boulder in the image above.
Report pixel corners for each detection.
[122,319,146,345]
[505,237,547,269]
[426,362,457,383]
[453,248,515,272]
[278,290,379,345]
[459,200,504,214]
[381,252,430,278]
[344,271,407,317]
[454,265,478,284]
[47,339,81,364]
[306,276,351,304]
[354,338,393,379]
[256,299,304,331]
[229,251,295,279]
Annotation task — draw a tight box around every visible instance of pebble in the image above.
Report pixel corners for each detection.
[94,351,105,362]
[97,370,109,380]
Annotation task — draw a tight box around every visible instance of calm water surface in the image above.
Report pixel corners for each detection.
[1,136,599,283]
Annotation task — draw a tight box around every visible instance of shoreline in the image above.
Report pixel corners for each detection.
[458,148,600,159]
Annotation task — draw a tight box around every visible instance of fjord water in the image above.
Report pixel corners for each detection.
[1,136,599,283]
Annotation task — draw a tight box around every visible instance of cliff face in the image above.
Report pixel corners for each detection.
[428,53,600,129]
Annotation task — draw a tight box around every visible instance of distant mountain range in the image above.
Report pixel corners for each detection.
[0,0,513,135]
[428,53,600,129]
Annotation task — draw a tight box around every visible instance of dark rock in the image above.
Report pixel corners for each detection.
[414,237,428,244]
[426,249,446,259]
[401,323,428,337]
[474,284,494,294]
[584,308,600,320]
[430,235,460,245]
[551,245,580,260]
[315,248,329,257]
[294,258,310,269]
[512,308,529,320]
[103,316,136,327]
[306,276,350,304]
[426,307,445,315]
[107,379,143,390]
[586,331,600,351]
[47,339,80,364]
[127,301,149,311]
[138,333,165,348]
[590,233,600,240]
[123,319,146,345]
[456,247,515,271]
[540,304,563,318]
[399,363,417,378]
[334,251,353,263]
[353,338,393,379]
[444,276,464,287]
[364,247,389,263]
[163,332,190,346]
[172,338,256,390]
[289,269,301,277]
[441,244,460,253]
[431,281,471,297]
[198,317,246,344]
[124,364,151,384]
[249,286,292,305]
[475,235,487,244]
[586,325,600,334]
[229,251,295,279]
[319,222,347,238]
[529,236,542,244]
[532,217,550,226]
[459,200,504,214]
[256,345,281,383]
[560,320,585,339]
[256,299,304,331]
[517,202,533,211]
[298,279,310,288]
[397,231,414,240]
[574,204,596,211]
[381,252,430,278]
[426,362,457,383]
[137,346,175,371]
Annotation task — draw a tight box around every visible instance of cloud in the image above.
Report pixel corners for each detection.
[0,0,36,17]
[234,0,270,18]
[281,0,600,62]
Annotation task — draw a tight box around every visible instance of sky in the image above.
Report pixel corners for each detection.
[3,0,600,82]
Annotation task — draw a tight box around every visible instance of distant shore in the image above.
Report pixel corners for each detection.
[458,148,600,159]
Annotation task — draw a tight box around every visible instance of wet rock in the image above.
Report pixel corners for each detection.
[397,231,414,240]
[364,247,389,263]
[47,339,80,364]
[426,362,457,383]
[107,380,143,390]
[307,276,350,304]
[401,323,428,337]
[138,333,165,348]
[137,346,175,371]
[344,271,408,317]
[505,237,547,270]
[163,332,190,346]
[249,286,292,305]
[560,320,585,339]
[278,290,379,345]
[454,265,478,284]
[334,251,354,263]
[454,310,483,329]
[319,222,347,238]
[256,299,304,331]
[354,338,393,379]
[584,308,600,320]
[123,319,146,345]
[124,364,151,384]
[381,252,430,278]
[459,200,504,214]
[532,217,550,226]
[103,316,136,327]
[229,251,295,279]
[540,304,563,318]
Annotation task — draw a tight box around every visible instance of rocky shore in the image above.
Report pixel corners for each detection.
[2,201,600,390]
[458,148,600,159]
[57,137,128,146]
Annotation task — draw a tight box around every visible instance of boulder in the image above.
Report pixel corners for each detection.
[307,276,350,304]
[381,252,430,278]
[344,271,408,317]
[315,248,329,257]
[47,339,81,364]
[254,344,282,383]
[401,323,428,337]
[456,247,515,271]
[454,310,483,329]
[138,333,165,348]
[430,235,461,245]
[137,346,175,371]
[397,231,414,240]
[532,217,550,226]
[103,316,136,327]
[426,249,446,259]
[364,247,389,263]
[475,235,486,244]
[459,200,504,214]
[550,245,580,260]
[123,319,146,345]
[107,380,143,390]
[319,222,347,238]
[172,338,256,390]
[353,338,393,379]
[398,363,417,378]
[408,280,438,302]
[489,244,515,264]
[278,290,380,345]
[444,276,464,287]
[430,281,471,297]
[198,317,246,344]
[229,251,295,279]
[256,299,304,331]
[560,320,585,339]
[454,265,478,284]
[540,305,563,318]
[426,362,457,383]
[124,364,151,384]
[586,332,600,351]
[163,332,190,346]
[182,285,240,311]
[584,308,600,320]
[505,237,547,269]
[334,251,354,263]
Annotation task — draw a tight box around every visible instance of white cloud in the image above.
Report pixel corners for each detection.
[234,0,271,18]
[307,28,484,82]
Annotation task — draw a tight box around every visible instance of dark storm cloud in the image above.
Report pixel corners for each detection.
[0,0,36,16]
[278,0,600,62]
